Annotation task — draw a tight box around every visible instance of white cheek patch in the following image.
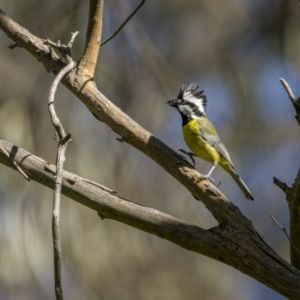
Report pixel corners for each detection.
[178,104,193,115]
[178,104,202,119]
[183,91,205,115]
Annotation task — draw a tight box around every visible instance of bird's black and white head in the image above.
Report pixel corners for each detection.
[167,82,207,125]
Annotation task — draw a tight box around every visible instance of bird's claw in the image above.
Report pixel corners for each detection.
[198,175,215,185]
[178,149,197,166]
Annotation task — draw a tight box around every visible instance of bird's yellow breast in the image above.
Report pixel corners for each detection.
[182,118,221,164]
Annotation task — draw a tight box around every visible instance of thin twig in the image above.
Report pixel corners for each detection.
[279,78,300,126]
[47,34,77,300]
[68,31,79,48]
[273,177,291,199]
[269,214,300,255]
[280,78,296,103]
[0,142,30,180]
[100,0,145,46]
[48,62,77,139]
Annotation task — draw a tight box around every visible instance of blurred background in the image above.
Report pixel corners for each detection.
[0,0,299,299]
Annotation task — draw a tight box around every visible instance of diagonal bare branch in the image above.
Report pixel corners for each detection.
[270,214,300,255]
[100,0,146,46]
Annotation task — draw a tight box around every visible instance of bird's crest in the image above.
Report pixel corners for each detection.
[178,82,207,115]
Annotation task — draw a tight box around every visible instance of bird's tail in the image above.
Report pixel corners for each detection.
[229,169,254,200]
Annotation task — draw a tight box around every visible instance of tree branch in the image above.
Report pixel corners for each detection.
[48,61,76,139]
[100,0,145,46]
[48,56,76,300]
[77,0,104,79]
[270,214,300,255]
[273,177,291,199]
[0,138,300,299]
[279,79,300,270]
[289,166,300,270]
[0,139,29,180]
[280,78,300,126]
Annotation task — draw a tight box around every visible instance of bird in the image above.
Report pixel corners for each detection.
[167,82,254,200]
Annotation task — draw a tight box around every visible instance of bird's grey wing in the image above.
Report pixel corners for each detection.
[201,131,233,166]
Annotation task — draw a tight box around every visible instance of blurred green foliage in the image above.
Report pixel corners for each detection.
[0,0,299,299]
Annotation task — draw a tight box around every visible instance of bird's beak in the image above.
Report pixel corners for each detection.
[166,99,178,107]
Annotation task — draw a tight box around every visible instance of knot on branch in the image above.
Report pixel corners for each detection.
[44,31,79,64]
[60,132,72,146]
[8,42,20,50]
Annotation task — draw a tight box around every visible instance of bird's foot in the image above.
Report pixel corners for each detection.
[198,174,215,185]
[178,149,197,166]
